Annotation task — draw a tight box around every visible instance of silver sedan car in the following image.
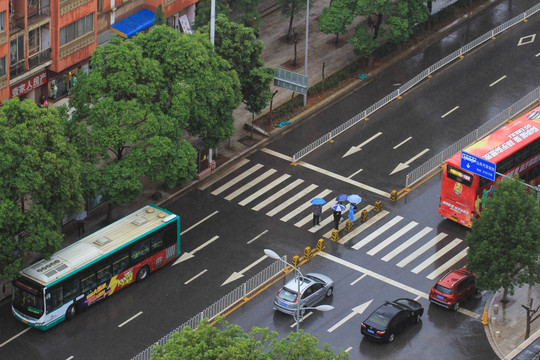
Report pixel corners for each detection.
[273,273,334,315]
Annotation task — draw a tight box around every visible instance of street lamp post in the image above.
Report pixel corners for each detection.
[303,0,310,107]
[264,249,333,331]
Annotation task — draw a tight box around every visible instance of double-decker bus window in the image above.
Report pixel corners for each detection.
[81,273,96,293]
[63,278,80,302]
[113,255,129,275]
[97,265,111,284]
[446,165,473,187]
[46,286,63,312]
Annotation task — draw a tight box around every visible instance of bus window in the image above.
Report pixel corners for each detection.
[151,237,163,251]
[131,240,150,261]
[113,255,129,275]
[63,278,80,302]
[46,286,63,312]
[97,265,111,284]
[81,273,96,293]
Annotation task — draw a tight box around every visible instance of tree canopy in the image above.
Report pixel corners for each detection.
[151,317,349,360]
[466,177,540,301]
[0,99,83,279]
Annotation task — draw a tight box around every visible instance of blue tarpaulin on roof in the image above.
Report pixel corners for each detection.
[110,9,155,39]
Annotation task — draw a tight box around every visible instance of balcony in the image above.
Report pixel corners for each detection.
[59,31,95,59]
[60,0,93,16]
[28,6,50,31]
[28,48,51,70]
[9,15,24,36]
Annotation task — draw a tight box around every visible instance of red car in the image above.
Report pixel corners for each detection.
[429,267,476,311]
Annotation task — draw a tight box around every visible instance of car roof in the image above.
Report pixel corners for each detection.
[283,273,330,293]
[437,268,473,287]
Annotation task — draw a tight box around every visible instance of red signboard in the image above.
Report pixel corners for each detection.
[10,72,47,98]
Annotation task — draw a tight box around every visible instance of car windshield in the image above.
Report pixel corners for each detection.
[366,311,391,328]
[435,284,453,295]
[278,288,298,302]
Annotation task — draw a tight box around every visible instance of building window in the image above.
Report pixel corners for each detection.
[0,57,6,76]
[0,11,5,31]
[28,28,40,55]
[10,35,24,64]
[59,13,94,46]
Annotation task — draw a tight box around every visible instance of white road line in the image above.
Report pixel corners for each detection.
[426,247,468,280]
[66,356,74,360]
[211,163,263,195]
[118,311,143,328]
[290,311,314,328]
[266,184,318,217]
[458,308,481,319]
[238,174,290,206]
[352,216,402,250]
[181,211,219,236]
[292,189,333,226]
[367,221,418,256]
[336,207,384,243]
[345,347,353,353]
[389,148,430,175]
[261,148,390,198]
[441,106,459,118]
[319,251,429,299]
[0,327,31,348]
[247,230,269,244]
[342,132,383,157]
[198,158,249,190]
[251,179,304,211]
[411,238,462,274]
[225,169,277,201]
[184,269,208,285]
[191,236,219,254]
[351,273,367,285]
[347,168,363,178]
[396,233,447,268]
[489,75,507,87]
[381,227,432,262]
[322,205,375,238]
[393,136,412,149]
[173,235,219,265]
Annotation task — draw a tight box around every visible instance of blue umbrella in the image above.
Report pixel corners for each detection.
[310,198,326,205]
[347,194,362,204]
[336,194,348,202]
[331,203,346,212]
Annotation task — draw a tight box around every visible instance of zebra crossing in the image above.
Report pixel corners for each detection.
[200,160,469,280]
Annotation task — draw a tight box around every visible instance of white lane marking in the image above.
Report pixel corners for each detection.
[211,163,263,195]
[238,174,290,206]
[348,168,363,179]
[198,158,249,190]
[222,255,267,286]
[345,347,353,353]
[319,251,429,299]
[441,106,459,118]
[390,148,430,175]
[411,238,462,274]
[184,269,208,285]
[247,229,269,244]
[118,311,143,328]
[173,235,219,265]
[396,233,447,268]
[252,179,304,211]
[352,216,402,250]
[489,75,507,87]
[290,311,314,328]
[292,189,333,226]
[536,52,540,57]
[342,132,383,158]
[351,273,367,285]
[381,227,432,262]
[323,205,375,238]
[367,221,418,256]
[181,211,218,236]
[266,184,318,217]
[0,327,31,348]
[393,136,412,149]
[66,357,74,360]
[336,208,385,243]
[458,308,480,319]
[261,148,390,198]
[225,169,277,201]
[327,300,373,333]
[426,247,468,280]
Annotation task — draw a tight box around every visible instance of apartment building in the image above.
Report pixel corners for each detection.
[0,0,198,105]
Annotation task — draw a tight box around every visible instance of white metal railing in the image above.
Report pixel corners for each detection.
[130,257,287,360]
[292,3,540,164]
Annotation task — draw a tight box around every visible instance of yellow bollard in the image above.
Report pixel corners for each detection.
[330,229,340,241]
[390,190,398,202]
[345,219,353,232]
[291,255,300,268]
[481,308,488,325]
[304,246,312,259]
[373,200,382,212]
[360,209,369,222]
[316,238,325,251]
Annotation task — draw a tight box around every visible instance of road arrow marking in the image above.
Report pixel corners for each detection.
[327,300,373,333]
[389,148,429,175]
[181,211,218,236]
[342,132,382,158]
[221,255,267,286]
[173,235,219,266]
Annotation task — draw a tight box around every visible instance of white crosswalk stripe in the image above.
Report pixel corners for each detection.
[266,184,318,217]
[411,238,462,274]
[380,226,432,262]
[211,163,263,195]
[224,169,277,201]
[426,248,469,280]
[352,216,403,250]
[238,174,290,206]
[396,233,448,268]
[251,179,304,211]
[367,221,418,256]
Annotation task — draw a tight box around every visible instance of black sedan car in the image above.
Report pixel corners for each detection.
[361,298,424,343]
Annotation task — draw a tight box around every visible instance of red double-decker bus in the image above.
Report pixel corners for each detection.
[439,105,540,227]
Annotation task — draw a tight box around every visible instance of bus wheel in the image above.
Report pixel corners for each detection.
[136,266,150,282]
[66,305,76,321]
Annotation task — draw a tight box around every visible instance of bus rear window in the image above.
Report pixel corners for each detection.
[447,165,473,187]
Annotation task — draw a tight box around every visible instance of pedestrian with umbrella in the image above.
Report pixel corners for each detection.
[331,203,345,230]
[310,198,326,226]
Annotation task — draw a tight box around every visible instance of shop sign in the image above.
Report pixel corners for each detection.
[10,72,47,98]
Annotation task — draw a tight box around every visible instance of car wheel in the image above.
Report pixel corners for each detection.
[66,304,76,321]
[387,333,395,343]
[325,287,333,297]
[137,266,150,282]
[453,302,460,311]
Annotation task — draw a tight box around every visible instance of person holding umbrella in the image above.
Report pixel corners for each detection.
[310,198,325,226]
[331,203,345,230]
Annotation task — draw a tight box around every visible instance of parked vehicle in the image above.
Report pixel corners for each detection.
[429,267,476,311]
[361,298,424,343]
[273,273,333,315]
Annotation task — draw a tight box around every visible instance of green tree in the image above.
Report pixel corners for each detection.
[0,99,83,279]
[155,4,166,26]
[466,177,540,302]
[318,0,354,45]
[193,0,231,29]
[151,317,349,360]
[278,0,309,41]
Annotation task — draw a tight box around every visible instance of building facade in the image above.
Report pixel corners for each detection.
[0,0,198,105]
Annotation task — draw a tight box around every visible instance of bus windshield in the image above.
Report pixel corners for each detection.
[12,280,44,318]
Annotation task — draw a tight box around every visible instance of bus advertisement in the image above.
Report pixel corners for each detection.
[438,105,540,227]
[11,205,180,330]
